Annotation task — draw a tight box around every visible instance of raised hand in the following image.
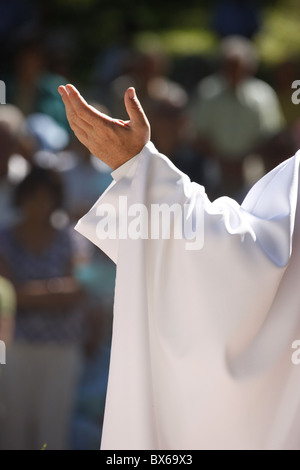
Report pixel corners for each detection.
[58,84,151,170]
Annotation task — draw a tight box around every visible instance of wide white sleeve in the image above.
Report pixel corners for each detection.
[75,140,299,268]
[75,141,196,263]
[74,149,141,263]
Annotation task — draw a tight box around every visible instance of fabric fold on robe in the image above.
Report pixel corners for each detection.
[75,141,300,450]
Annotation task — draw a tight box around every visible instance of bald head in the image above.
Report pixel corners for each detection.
[220,36,259,87]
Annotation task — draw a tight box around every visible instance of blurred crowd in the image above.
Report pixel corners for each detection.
[1,0,300,451]
[0,30,116,450]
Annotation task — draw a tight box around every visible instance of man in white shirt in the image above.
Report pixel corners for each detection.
[190,36,285,199]
[58,84,300,450]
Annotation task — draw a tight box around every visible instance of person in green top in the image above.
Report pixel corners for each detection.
[0,276,16,347]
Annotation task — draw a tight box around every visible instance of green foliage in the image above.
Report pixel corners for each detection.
[32,0,300,77]
[255,4,300,64]
[134,30,218,57]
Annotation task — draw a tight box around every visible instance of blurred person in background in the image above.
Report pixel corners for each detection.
[0,109,30,231]
[0,122,19,231]
[148,92,206,185]
[34,29,76,132]
[9,100,116,449]
[109,49,187,122]
[91,18,139,109]
[0,276,16,435]
[8,31,70,132]
[0,275,16,348]
[190,35,285,200]
[0,103,40,231]
[8,35,44,116]
[0,166,87,450]
[60,130,116,450]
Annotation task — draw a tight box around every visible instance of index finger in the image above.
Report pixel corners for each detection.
[58,85,75,117]
[60,84,96,125]
[58,84,96,128]
[65,84,113,127]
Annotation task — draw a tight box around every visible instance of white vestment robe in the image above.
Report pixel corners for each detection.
[75,142,300,450]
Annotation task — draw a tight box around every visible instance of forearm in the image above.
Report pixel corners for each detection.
[0,317,15,344]
[16,277,84,311]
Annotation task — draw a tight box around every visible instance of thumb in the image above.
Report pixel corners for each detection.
[124,87,150,129]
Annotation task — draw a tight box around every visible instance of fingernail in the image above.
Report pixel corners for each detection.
[58,86,65,96]
[128,87,135,99]
[66,84,78,95]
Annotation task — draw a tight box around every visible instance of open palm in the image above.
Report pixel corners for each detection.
[58,84,151,170]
